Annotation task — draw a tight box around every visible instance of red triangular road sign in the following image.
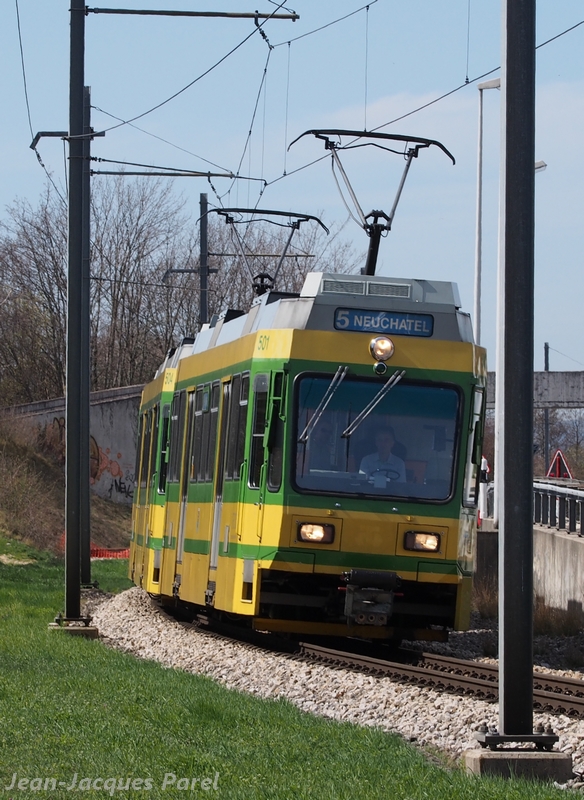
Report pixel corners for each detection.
[546,449,573,479]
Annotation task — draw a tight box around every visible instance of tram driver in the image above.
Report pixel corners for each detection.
[359,426,406,482]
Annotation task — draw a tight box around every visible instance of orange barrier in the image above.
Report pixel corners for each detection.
[90,546,129,559]
[57,533,129,559]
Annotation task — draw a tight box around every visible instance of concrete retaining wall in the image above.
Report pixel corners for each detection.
[477,526,584,619]
[533,526,584,618]
[5,385,143,505]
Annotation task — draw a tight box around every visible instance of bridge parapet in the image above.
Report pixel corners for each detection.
[486,371,584,409]
[533,480,584,535]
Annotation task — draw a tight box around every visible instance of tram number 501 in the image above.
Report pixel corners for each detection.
[258,335,270,351]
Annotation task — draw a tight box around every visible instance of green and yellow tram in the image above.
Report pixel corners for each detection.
[130,271,486,642]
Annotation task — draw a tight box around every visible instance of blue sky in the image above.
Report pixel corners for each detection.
[2,1,584,371]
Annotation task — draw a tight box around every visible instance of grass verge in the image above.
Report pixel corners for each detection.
[0,546,571,799]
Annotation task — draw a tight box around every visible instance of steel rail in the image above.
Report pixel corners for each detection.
[299,643,584,717]
[163,607,584,717]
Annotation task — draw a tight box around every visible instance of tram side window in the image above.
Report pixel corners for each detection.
[190,383,218,484]
[190,386,204,482]
[249,374,269,488]
[206,382,220,481]
[134,414,145,490]
[267,372,285,492]
[168,391,187,483]
[140,411,153,489]
[188,381,227,484]
[225,373,249,480]
[225,374,241,480]
[267,407,284,492]
[199,387,211,481]
[148,406,159,488]
[236,374,250,479]
[157,404,171,493]
[182,392,196,494]
[463,388,485,507]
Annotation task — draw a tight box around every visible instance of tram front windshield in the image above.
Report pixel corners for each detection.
[295,374,460,501]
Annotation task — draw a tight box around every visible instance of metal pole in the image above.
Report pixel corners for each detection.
[363,225,383,276]
[474,78,501,347]
[65,0,85,619]
[80,86,91,586]
[474,86,484,346]
[544,342,550,472]
[493,127,504,533]
[199,193,209,326]
[499,0,536,735]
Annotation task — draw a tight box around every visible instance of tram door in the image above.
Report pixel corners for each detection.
[175,391,196,568]
[248,374,270,543]
[134,406,158,584]
[208,380,232,583]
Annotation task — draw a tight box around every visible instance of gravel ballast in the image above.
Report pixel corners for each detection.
[91,588,584,787]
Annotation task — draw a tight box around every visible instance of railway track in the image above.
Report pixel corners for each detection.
[170,609,584,718]
[299,642,584,718]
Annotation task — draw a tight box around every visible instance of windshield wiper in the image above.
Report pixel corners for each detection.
[341,369,406,438]
[298,366,349,444]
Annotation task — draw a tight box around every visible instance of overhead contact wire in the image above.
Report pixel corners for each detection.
[93,106,233,173]
[95,1,288,135]
[15,0,33,139]
[548,347,584,369]
[371,17,584,132]
[273,0,378,47]
[15,0,67,206]
[221,49,273,202]
[265,16,584,193]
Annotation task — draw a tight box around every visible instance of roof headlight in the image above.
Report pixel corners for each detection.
[298,523,335,544]
[404,531,441,552]
[370,336,394,362]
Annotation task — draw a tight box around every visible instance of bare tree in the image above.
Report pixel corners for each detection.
[0,180,362,405]
[89,175,198,387]
[0,187,68,403]
[532,407,571,477]
[557,410,584,479]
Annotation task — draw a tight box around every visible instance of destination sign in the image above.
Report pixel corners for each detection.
[334,307,434,337]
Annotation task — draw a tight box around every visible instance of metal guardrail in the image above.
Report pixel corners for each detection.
[533,481,584,535]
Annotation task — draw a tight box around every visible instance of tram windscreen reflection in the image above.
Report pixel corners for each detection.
[295,375,460,501]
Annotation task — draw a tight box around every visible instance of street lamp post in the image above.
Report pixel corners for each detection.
[474,78,500,347]
[494,157,547,528]
[477,79,546,529]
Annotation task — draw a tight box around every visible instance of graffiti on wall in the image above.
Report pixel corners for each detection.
[90,436,134,498]
[89,436,134,500]
[107,473,135,500]
[38,417,134,501]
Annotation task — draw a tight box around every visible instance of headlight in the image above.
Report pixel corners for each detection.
[297,523,335,543]
[369,336,394,362]
[404,531,441,552]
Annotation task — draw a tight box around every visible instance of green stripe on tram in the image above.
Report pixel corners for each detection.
[175,538,457,575]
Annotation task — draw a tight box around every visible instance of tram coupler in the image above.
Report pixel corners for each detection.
[342,569,401,626]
